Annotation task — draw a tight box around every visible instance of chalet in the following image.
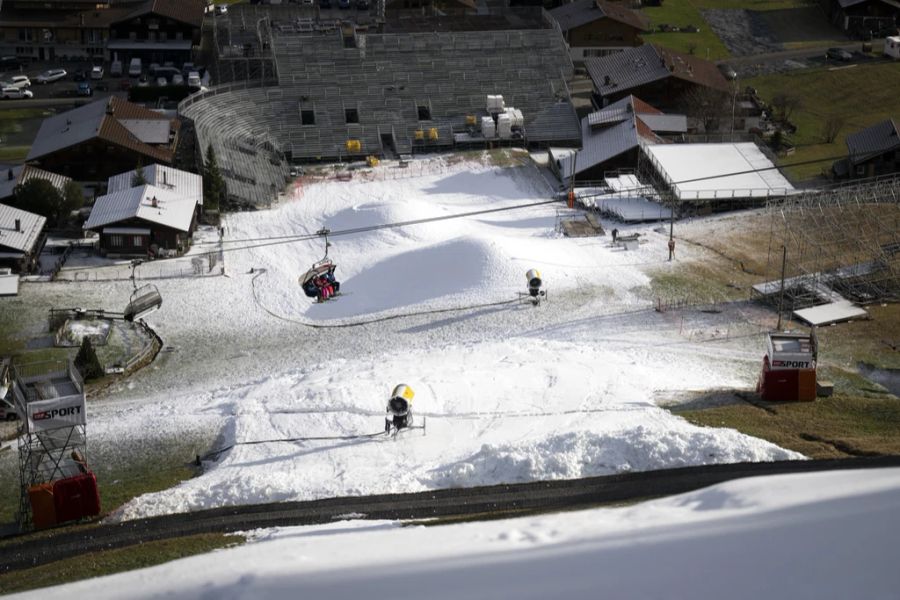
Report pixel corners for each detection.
[0,165,73,203]
[822,0,899,38]
[585,44,731,111]
[107,163,203,207]
[0,0,205,63]
[84,183,199,258]
[0,204,47,273]
[26,97,180,182]
[108,0,206,67]
[550,95,686,182]
[549,0,650,62]
[833,118,900,179]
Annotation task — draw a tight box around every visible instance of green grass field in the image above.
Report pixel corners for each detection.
[641,2,731,60]
[746,62,900,180]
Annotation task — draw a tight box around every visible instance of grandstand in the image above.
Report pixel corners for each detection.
[181,6,581,207]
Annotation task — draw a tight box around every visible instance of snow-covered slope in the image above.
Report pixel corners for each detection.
[20,468,900,600]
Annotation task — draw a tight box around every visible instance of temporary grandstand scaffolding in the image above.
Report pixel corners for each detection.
[755,173,900,312]
[182,5,581,208]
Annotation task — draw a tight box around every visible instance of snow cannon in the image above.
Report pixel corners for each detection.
[386,384,415,433]
[524,269,545,305]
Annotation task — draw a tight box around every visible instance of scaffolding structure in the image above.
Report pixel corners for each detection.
[11,360,89,530]
[757,173,900,311]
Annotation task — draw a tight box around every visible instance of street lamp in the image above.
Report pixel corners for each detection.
[731,76,739,137]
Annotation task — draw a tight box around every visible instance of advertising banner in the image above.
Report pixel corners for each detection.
[26,395,86,432]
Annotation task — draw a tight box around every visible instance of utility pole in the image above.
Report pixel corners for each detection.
[667,193,675,261]
[776,245,787,331]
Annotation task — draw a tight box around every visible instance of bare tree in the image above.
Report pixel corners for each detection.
[679,85,730,132]
[822,115,846,143]
[771,91,802,123]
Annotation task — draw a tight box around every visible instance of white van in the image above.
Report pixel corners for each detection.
[128,57,142,77]
[110,59,123,76]
[187,71,201,88]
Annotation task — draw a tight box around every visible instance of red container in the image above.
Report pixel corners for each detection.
[28,483,57,530]
[758,355,816,402]
[52,472,101,524]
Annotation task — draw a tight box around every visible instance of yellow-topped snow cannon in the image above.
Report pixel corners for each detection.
[385,384,424,436]
[521,268,546,306]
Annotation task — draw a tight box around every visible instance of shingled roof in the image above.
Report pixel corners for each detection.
[117,0,206,28]
[550,0,649,34]
[585,44,730,98]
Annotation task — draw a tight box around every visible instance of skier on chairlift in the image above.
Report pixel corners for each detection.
[385,384,415,434]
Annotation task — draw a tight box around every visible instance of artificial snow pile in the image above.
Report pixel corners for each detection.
[80,154,803,522]
[24,468,900,599]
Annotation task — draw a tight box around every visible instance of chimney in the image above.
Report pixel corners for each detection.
[106,99,114,115]
[14,219,21,232]
[6,169,12,181]
[151,196,158,207]
[163,170,168,186]
[604,75,610,86]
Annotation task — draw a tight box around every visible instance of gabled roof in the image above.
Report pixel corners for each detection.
[557,95,676,178]
[107,164,204,206]
[0,165,72,201]
[116,0,206,28]
[550,0,649,33]
[585,44,730,98]
[846,118,900,162]
[27,97,176,164]
[84,184,197,233]
[0,204,47,255]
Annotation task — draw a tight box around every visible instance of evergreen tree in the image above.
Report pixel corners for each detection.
[203,143,225,210]
[132,159,147,187]
[75,337,104,380]
[12,178,63,223]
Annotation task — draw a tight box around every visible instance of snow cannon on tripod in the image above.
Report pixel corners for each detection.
[521,268,546,306]
[385,384,424,437]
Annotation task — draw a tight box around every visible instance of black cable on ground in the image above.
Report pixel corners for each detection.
[198,430,388,464]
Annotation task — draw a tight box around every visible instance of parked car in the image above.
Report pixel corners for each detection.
[155,76,168,87]
[826,47,853,61]
[8,75,30,89]
[187,71,202,88]
[76,81,93,96]
[0,398,18,421]
[110,60,123,77]
[356,0,370,9]
[35,68,67,84]
[172,73,184,86]
[137,75,150,87]
[717,63,737,81]
[129,57,142,77]
[0,56,21,71]
[72,69,88,82]
[90,65,104,79]
[338,0,352,8]
[1,86,33,99]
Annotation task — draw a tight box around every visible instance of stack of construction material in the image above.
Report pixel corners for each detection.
[497,113,512,139]
[486,94,505,113]
[481,116,496,138]
[505,107,524,128]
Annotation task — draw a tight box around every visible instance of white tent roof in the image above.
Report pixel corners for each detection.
[644,143,796,200]
[84,184,196,232]
[107,164,203,206]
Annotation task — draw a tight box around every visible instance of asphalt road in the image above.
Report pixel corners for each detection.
[2,455,899,574]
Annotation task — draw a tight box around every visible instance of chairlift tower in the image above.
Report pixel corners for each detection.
[11,360,92,530]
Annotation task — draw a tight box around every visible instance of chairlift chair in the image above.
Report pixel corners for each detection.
[123,260,162,322]
[299,228,341,300]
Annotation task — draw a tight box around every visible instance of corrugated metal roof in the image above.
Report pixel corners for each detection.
[588,106,629,127]
[84,184,196,232]
[0,203,47,254]
[846,119,900,162]
[557,95,640,178]
[637,114,687,133]
[108,164,204,206]
[117,0,206,28]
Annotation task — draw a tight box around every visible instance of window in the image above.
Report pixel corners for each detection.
[301,109,315,126]
[417,105,431,121]
[133,236,143,247]
[345,108,359,124]
[110,234,124,247]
